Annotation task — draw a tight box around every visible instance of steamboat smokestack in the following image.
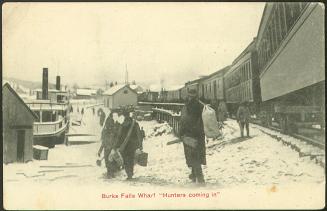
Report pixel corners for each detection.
[42,68,48,100]
[56,76,61,91]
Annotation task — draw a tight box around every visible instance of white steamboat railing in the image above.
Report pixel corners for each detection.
[33,117,68,136]
[26,101,69,111]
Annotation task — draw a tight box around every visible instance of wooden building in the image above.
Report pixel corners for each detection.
[3,83,38,163]
[75,88,97,99]
[103,84,138,109]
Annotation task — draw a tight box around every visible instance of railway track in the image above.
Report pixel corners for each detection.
[227,116,325,149]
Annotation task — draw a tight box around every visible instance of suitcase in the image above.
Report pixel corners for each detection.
[135,151,148,167]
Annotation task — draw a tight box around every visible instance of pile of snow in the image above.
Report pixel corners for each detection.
[251,124,325,167]
[202,120,325,187]
[147,122,173,138]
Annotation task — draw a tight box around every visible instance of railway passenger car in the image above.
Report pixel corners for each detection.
[138,91,159,102]
[224,38,261,116]
[166,85,183,102]
[180,86,188,101]
[200,66,230,105]
[256,2,325,141]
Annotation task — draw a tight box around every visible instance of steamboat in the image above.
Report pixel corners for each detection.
[25,68,70,148]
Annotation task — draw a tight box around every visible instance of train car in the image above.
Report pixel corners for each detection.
[224,38,261,116]
[180,86,188,101]
[138,91,159,102]
[256,3,324,141]
[166,85,184,102]
[200,66,230,105]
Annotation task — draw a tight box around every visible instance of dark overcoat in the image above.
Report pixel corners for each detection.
[179,99,206,167]
[101,117,117,152]
[115,117,143,154]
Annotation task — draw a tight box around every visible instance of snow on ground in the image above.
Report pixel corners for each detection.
[3,101,325,209]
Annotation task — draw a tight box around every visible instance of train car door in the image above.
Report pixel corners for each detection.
[17,130,25,162]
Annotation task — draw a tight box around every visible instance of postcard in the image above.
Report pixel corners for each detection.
[2,2,325,210]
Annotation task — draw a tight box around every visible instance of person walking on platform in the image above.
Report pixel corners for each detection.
[99,110,106,126]
[179,89,206,185]
[236,101,251,137]
[217,100,228,124]
[114,109,143,180]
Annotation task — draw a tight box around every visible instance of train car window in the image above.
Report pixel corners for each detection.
[243,66,246,81]
[279,3,287,39]
[249,63,251,80]
[271,12,277,53]
[274,7,282,46]
[285,3,297,31]
[245,62,249,81]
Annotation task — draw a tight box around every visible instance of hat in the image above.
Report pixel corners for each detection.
[187,89,197,97]
[121,109,130,117]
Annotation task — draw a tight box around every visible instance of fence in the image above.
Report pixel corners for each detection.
[152,108,181,135]
[138,102,184,113]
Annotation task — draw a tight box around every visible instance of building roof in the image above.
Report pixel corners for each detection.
[206,65,231,79]
[103,84,137,96]
[76,88,97,96]
[3,83,38,120]
[166,84,184,91]
[232,38,256,65]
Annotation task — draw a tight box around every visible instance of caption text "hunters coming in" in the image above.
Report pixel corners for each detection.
[102,192,220,199]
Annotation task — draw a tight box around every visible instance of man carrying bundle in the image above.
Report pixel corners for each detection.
[114,109,143,180]
[179,89,206,185]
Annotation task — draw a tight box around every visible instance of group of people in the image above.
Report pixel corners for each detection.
[97,109,144,180]
[97,90,251,185]
[179,89,251,185]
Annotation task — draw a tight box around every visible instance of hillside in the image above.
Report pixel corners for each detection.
[3,77,56,90]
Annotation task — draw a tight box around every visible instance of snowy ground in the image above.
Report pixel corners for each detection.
[3,102,325,209]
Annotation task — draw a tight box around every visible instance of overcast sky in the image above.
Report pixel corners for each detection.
[3,2,265,89]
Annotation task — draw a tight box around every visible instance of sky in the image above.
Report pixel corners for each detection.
[3,2,265,89]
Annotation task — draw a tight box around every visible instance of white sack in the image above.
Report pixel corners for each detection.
[202,104,221,138]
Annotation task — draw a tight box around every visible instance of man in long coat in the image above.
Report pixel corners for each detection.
[114,110,143,180]
[179,89,206,184]
[98,112,119,178]
[236,101,251,137]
